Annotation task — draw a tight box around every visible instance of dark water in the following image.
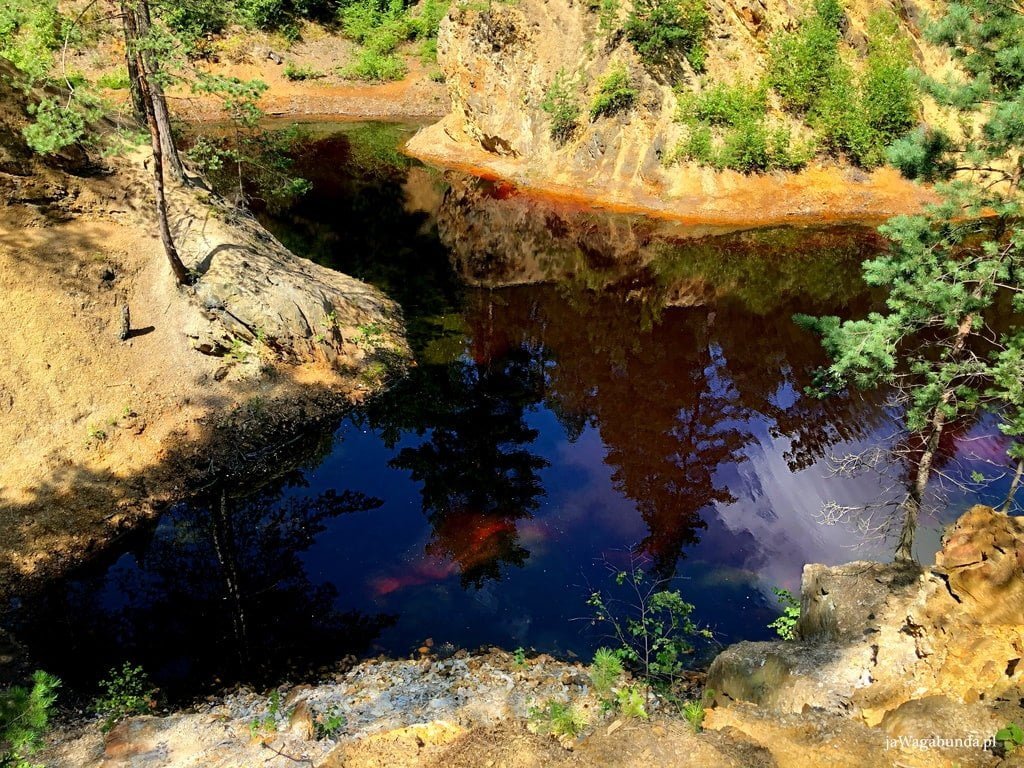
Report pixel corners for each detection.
[9,123,1015,701]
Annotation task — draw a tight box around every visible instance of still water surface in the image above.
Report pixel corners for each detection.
[12,123,1013,700]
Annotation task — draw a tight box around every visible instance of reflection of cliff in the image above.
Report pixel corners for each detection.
[437,174,888,316]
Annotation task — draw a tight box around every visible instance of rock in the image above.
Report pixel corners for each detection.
[707,505,1024,745]
[289,700,315,740]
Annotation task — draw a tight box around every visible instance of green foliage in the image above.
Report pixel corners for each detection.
[680,697,705,732]
[541,69,581,143]
[797,0,1024,549]
[96,70,131,90]
[674,81,812,173]
[236,0,337,31]
[94,664,156,733]
[587,560,712,691]
[283,61,323,80]
[338,0,446,81]
[528,700,588,738]
[22,97,86,155]
[513,647,527,668]
[768,0,842,114]
[614,685,648,719]
[1,671,60,768]
[188,76,312,209]
[624,0,708,70]
[250,689,288,736]
[0,0,66,83]
[589,65,635,121]
[767,0,917,167]
[996,723,1024,754]
[313,706,346,740]
[767,587,800,640]
[588,648,625,695]
[159,0,229,50]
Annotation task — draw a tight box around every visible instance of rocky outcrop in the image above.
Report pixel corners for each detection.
[406,0,944,223]
[706,505,1024,768]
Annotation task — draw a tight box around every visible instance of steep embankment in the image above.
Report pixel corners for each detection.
[0,66,410,599]
[407,0,950,223]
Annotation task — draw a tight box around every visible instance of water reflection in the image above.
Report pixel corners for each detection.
[11,125,1007,699]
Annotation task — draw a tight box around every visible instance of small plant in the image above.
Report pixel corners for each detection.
[87,426,108,442]
[614,684,648,719]
[228,337,251,362]
[513,647,527,668]
[681,697,705,732]
[1,671,61,768]
[96,70,130,90]
[767,587,800,640]
[249,689,285,737]
[588,647,624,695]
[996,723,1024,754]
[587,554,712,692]
[94,663,156,732]
[283,61,323,80]
[528,699,588,739]
[313,706,346,740]
[589,65,635,121]
[541,69,581,143]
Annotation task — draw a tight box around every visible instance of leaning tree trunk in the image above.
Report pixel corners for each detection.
[123,0,190,284]
[120,0,145,124]
[894,309,978,561]
[123,0,184,182]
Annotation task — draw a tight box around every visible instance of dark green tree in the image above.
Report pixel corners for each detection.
[797,0,1024,559]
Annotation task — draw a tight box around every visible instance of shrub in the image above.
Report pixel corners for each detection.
[1,671,60,768]
[528,700,588,738]
[342,48,408,80]
[541,69,581,143]
[589,64,635,121]
[768,0,842,113]
[625,0,708,69]
[586,558,712,691]
[684,80,767,126]
[716,114,770,172]
[160,0,228,48]
[283,61,323,80]
[93,663,157,732]
[96,69,130,90]
[767,587,801,640]
[588,648,624,695]
[681,697,705,732]
[23,97,86,154]
[614,685,649,719]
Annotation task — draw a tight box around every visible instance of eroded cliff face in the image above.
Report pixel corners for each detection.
[706,505,1024,768]
[407,0,948,223]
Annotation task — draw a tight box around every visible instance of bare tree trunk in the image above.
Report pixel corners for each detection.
[124,0,184,182]
[894,310,977,561]
[120,0,145,124]
[1002,458,1023,513]
[123,0,190,285]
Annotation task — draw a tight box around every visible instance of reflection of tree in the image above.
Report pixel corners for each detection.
[361,345,549,588]
[19,481,394,700]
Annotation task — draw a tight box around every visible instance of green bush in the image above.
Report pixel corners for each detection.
[342,48,408,80]
[528,700,588,738]
[284,61,323,79]
[159,0,229,47]
[768,0,842,113]
[1,671,60,768]
[541,69,581,143]
[93,663,157,733]
[23,97,86,154]
[96,70,130,90]
[625,0,708,69]
[589,64,635,121]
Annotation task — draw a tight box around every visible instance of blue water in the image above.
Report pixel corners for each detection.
[10,124,1015,700]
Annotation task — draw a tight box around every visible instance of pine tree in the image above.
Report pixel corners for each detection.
[797,0,1024,560]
